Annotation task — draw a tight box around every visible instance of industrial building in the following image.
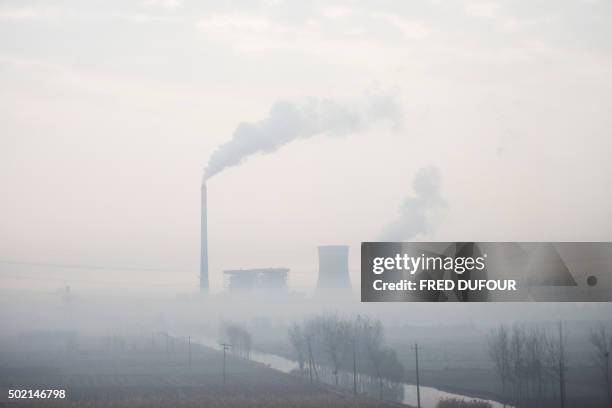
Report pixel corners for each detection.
[201,182,352,294]
[223,268,289,291]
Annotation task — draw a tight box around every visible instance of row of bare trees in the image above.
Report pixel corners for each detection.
[223,323,252,360]
[589,324,612,407]
[489,322,612,408]
[488,323,566,407]
[288,314,404,400]
[488,324,567,407]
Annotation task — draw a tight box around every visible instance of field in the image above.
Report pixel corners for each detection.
[252,321,612,408]
[388,324,610,408]
[0,334,407,407]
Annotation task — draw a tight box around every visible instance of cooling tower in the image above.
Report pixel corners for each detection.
[316,245,351,289]
[200,183,209,292]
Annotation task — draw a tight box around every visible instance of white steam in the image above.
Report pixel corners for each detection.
[379,166,447,241]
[204,95,401,180]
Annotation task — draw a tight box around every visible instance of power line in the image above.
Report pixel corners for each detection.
[0,272,195,288]
[0,259,192,273]
[220,342,231,384]
[413,342,421,408]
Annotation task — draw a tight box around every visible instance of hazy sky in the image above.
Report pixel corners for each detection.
[1,0,612,291]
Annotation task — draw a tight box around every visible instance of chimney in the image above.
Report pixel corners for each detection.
[316,245,351,289]
[200,183,209,292]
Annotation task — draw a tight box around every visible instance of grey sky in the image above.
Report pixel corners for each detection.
[1,0,611,291]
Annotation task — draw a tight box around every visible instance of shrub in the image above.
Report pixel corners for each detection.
[436,397,493,408]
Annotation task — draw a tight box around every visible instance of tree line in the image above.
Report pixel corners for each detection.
[288,314,404,400]
[222,323,252,360]
[589,324,612,407]
[488,322,612,408]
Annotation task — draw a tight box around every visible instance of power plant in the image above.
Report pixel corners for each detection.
[223,268,289,291]
[316,245,351,290]
[200,183,351,294]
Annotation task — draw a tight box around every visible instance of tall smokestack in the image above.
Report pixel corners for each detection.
[200,183,209,292]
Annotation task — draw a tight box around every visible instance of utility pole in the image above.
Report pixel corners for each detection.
[220,342,231,384]
[558,322,566,408]
[352,337,357,395]
[605,349,610,406]
[188,336,191,370]
[414,343,421,408]
[308,343,313,384]
[353,315,362,395]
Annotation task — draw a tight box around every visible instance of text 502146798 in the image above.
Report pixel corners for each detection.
[7,389,66,399]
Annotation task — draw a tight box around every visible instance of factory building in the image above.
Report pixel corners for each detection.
[201,181,352,294]
[223,268,289,291]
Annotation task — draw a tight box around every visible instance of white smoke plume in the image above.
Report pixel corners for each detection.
[379,166,447,241]
[203,94,402,180]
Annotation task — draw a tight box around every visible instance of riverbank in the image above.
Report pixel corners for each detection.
[211,337,506,408]
[250,341,609,408]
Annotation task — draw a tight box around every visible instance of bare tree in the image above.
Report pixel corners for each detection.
[380,347,405,385]
[590,323,612,406]
[557,322,567,408]
[223,323,252,360]
[361,317,385,399]
[488,325,510,406]
[289,314,403,401]
[303,318,319,383]
[288,322,306,373]
[544,322,567,408]
[489,324,551,407]
[525,327,546,401]
[350,315,362,395]
[317,314,350,386]
[509,325,528,403]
